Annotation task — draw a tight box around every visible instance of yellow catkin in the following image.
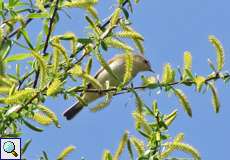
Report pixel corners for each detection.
[130,136,145,156]
[113,131,129,160]
[32,51,47,88]
[47,79,62,96]
[63,0,98,8]
[4,88,36,104]
[173,89,192,117]
[33,112,52,125]
[110,8,122,27]
[57,145,76,160]
[209,35,224,71]
[104,38,133,51]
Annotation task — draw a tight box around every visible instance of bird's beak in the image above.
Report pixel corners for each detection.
[149,68,155,73]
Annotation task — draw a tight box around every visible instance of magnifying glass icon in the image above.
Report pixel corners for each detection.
[3,141,18,157]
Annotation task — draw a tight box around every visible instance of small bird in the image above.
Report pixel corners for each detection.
[63,54,153,120]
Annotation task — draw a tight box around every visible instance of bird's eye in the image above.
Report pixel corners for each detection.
[144,60,148,64]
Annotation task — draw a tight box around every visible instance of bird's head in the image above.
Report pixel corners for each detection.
[133,54,154,73]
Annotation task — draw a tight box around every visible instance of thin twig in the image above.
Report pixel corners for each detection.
[33,0,60,88]
[43,0,60,55]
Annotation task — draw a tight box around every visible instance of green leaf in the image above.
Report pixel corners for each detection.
[172,88,192,117]
[1,40,13,60]
[22,118,43,132]
[4,53,32,62]
[42,151,49,160]
[21,29,34,49]
[209,35,224,71]
[127,139,134,160]
[102,150,113,160]
[208,83,220,113]
[164,109,177,126]
[21,139,32,154]
[27,12,49,19]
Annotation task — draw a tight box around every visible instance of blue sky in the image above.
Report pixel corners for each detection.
[17,0,230,159]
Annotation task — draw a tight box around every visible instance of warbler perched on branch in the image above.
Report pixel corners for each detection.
[63,54,153,120]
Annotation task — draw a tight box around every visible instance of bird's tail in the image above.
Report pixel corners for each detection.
[63,102,84,120]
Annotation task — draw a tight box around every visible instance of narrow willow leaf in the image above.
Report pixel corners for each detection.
[208,83,220,113]
[164,142,201,160]
[3,88,36,104]
[183,51,192,79]
[113,131,129,160]
[82,58,92,87]
[27,12,49,19]
[32,112,53,125]
[57,145,76,160]
[42,151,49,160]
[47,79,63,96]
[93,48,119,82]
[194,76,206,92]
[90,94,112,112]
[63,0,98,8]
[130,136,145,156]
[35,0,46,11]
[37,105,60,127]
[4,53,32,62]
[209,35,224,71]
[133,38,144,54]
[164,109,177,126]
[9,83,17,96]
[127,139,134,160]
[32,51,47,88]
[110,8,122,27]
[172,88,192,117]
[104,38,133,51]
[0,56,5,75]
[21,29,34,49]
[102,150,113,160]
[132,112,152,135]
[85,15,102,35]
[162,63,174,84]
[0,27,3,43]
[86,6,99,20]
[115,31,144,41]
[21,139,32,154]
[22,118,43,132]
[51,43,70,67]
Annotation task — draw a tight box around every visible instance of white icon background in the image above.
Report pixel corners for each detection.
[1,138,21,160]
